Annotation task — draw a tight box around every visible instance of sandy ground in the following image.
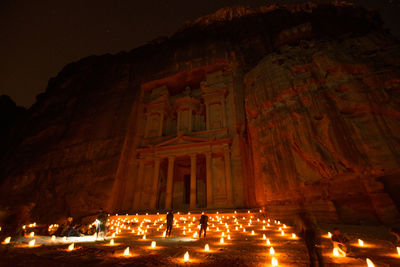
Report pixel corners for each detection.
[0,211,399,266]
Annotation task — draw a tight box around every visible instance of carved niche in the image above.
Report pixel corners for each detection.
[144,85,171,138]
[201,72,228,131]
[174,86,201,134]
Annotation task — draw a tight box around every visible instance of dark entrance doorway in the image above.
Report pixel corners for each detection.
[184,174,190,204]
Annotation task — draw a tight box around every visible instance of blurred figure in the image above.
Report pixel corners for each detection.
[96,208,108,240]
[60,217,73,237]
[331,227,350,253]
[294,211,324,267]
[199,213,208,238]
[166,211,174,237]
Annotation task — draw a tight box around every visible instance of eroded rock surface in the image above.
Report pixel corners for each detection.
[244,33,400,224]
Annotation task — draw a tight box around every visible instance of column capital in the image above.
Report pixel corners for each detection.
[223,147,231,153]
[167,155,176,162]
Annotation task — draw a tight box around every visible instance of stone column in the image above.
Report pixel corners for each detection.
[205,152,213,208]
[190,154,197,209]
[133,158,145,209]
[205,103,210,130]
[150,158,161,210]
[165,156,175,210]
[224,148,233,207]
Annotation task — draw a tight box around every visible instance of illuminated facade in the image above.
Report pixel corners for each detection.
[113,61,249,211]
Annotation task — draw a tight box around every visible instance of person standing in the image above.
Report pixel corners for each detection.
[199,213,208,238]
[166,211,174,237]
[294,211,324,267]
[96,208,108,240]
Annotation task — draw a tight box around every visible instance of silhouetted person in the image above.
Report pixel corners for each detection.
[331,227,350,253]
[96,208,108,240]
[295,211,324,267]
[60,216,73,237]
[68,224,81,237]
[166,211,174,237]
[199,214,208,238]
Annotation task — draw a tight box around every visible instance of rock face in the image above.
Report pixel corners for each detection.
[0,2,399,225]
[244,33,400,224]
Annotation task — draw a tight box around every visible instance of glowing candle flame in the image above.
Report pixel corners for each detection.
[3,237,11,244]
[51,235,56,241]
[281,230,285,236]
[358,239,364,247]
[29,239,35,247]
[328,232,332,238]
[292,233,296,238]
[123,247,130,256]
[68,243,74,251]
[220,237,224,244]
[366,258,375,267]
[183,251,189,261]
[63,236,67,242]
[151,241,156,248]
[333,248,340,257]
[193,232,198,238]
[110,239,114,245]
[205,244,209,252]
[30,232,34,237]
[228,235,231,240]
[251,230,255,235]
[270,247,275,255]
[271,256,278,266]
[142,235,146,240]
[163,231,166,237]
[263,234,266,240]
[397,247,400,256]
[266,239,271,246]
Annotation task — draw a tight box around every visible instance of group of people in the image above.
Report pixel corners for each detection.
[49,208,109,239]
[165,211,209,238]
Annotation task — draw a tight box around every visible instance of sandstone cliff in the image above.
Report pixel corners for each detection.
[0,2,398,225]
[245,33,400,224]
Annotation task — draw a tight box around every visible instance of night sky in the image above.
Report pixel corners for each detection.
[1,0,399,108]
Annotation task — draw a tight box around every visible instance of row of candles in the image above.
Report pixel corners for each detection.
[2,210,400,266]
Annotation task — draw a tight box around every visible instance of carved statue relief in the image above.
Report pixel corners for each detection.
[178,108,191,133]
[209,103,223,129]
[146,112,162,138]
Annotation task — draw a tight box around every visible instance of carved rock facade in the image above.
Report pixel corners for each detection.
[0,3,399,225]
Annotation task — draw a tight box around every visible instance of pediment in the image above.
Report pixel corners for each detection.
[154,134,215,148]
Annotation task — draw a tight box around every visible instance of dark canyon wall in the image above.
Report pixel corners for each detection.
[0,2,398,225]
